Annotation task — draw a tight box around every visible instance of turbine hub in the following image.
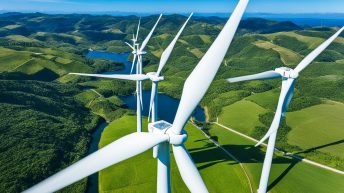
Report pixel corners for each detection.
[148,120,187,146]
[137,50,147,55]
[146,72,164,82]
[275,67,299,79]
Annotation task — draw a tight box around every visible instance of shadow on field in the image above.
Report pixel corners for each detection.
[295,139,344,155]
[188,136,301,191]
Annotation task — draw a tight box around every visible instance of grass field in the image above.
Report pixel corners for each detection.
[218,100,268,135]
[207,124,344,193]
[286,101,344,159]
[98,115,251,193]
[264,32,325,49]
[0,47,32,72]
[246,89,280,111]
[254,40,302,66]
[190,48,204,58]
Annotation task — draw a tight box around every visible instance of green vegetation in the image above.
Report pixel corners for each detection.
[287,101,344,166]
[99,115,251,193]
[218,100,267,134]
[207,124,344,193]
[0,77,99,193]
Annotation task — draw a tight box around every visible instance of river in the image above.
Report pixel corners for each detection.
[85,50,205,193]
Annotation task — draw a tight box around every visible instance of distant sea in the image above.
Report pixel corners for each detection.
[259,18,344,27]
[1,11,343,27]
[196,13,344,27]
[198,13,344,27]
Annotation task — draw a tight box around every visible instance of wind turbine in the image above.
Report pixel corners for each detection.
[23,1,249,193]
[69,13,190,133]
[228,26,344,193]
[72,14,162,133]
[125,17,141,74]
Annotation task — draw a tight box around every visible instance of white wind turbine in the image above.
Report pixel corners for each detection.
[69,13,190,134]
[23,1,249,193]
[72,14,162,133]
[228,26,344,193]
[125,17,141,74]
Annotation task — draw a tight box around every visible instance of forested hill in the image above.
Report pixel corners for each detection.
[0,73,99,192]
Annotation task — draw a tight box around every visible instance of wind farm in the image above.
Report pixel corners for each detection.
[0,0,344,193]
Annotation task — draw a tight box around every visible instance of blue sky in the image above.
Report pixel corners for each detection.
[1,0,344,13]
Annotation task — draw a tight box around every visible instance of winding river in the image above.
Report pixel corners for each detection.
[85,50,205,193]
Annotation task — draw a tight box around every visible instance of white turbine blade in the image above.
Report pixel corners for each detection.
[140,81,143,110]
[255,78,296,146]
[130,54,137,74]
[135,17,141,41]
[156,13,193,76]
[172,145,208,193]
[294,27,344,73]
[172,0,249,134]
[24,132,169,193]
[148,82,157,122]
[125,41,135,50]
[227,70,281,83]
[69,73,149,81]
[139,14,162,52]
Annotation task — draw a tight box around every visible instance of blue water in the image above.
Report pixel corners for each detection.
[86,51,135,74]
[86,50,206,122]
[86,122,108,193]
[272,18,344,27]
[120,90,205,123]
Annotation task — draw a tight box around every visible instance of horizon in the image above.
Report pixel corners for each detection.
[1,0,344,14]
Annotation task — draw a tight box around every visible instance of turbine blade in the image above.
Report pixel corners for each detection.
[140,81,143,110]
[227,70,281,83]
[172,145,208,193]
[69,73,149,81]
[156,13,193,76]
[135,17,141,41]
[171,0,249,134]
[140,14,162,52]
[130,54,137,74]
[294,27,344,73]
[148,83,157,122]
[24,132,169,193]
[255,79,296,146]
[125,41,135,50]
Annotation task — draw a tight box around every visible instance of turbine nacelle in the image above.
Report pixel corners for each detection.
[148,120,187,146]
[275,67,299,79]
[137,50,147,55]
[147,72,164,82]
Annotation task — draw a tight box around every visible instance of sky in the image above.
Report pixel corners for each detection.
[0,0,344,14]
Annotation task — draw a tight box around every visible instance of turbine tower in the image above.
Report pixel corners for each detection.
[227,26,344,193]
[127,14,162,132]
[23,0,249,192]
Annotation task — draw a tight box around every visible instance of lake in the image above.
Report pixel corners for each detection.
[86,50,205,122]
[120,90,205,123]
[86,51,135,74]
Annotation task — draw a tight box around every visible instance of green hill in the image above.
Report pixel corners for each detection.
[0,75,99,193]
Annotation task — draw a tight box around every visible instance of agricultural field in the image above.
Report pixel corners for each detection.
[287,101,344,160]
[207,124,344,193]
[218,100,267,134]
